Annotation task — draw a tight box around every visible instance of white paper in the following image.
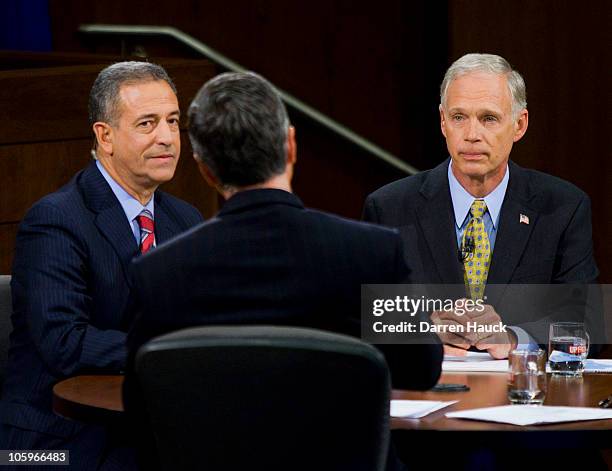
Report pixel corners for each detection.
[442,351,506,372]
[444,351,495,362]
[390,400,458,419]
[583,359,612,372]
[446,405,612,426]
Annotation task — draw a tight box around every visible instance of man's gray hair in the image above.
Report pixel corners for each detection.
[88,61,176,126]
[440,53,527,119]
[188,71,290,188]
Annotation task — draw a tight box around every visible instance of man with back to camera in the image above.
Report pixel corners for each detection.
[0,62,202,470]
[125,71,443,471]
[363,53,600,359]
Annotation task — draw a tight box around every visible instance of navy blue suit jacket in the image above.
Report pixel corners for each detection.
[0,161,202,461]
[127,189,442,392]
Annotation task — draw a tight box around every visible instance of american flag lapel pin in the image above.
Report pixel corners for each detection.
[519,213,529,225]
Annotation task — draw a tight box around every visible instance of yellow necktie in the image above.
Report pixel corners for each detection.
[463,200,491,300]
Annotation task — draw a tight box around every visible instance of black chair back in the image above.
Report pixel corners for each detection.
[135,325,391,471]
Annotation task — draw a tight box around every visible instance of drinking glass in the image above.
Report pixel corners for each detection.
[548,322,589,377]
[508,349,547,404]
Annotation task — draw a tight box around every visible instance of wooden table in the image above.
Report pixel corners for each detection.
[54,372,612,435]
[53,374,124,424]
[53,371,612,469]
[392,372,612,450]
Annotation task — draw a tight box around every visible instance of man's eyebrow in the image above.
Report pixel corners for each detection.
[133,109,180,122]
[447,107,502,115]
[133,113,158,123]
[480,109,502,116]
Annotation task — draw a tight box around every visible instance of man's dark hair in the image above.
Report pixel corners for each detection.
[188,71,289,188]
[88,61,177,126]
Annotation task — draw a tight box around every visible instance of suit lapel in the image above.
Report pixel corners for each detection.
[153,194,180,244]
[487,162,539,286]
[94,207,139,286]
[417,161,464,283]
[79,162,139,286]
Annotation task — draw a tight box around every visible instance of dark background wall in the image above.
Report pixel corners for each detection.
[446,1,611,281]
[47,0,449,170]
[1,0,610,279]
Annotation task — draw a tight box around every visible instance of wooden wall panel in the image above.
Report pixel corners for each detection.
[0,59,218,144]
[290,113,405,218]
[0,224,18,275]
[0,140,91,221]
[448,0,612,280]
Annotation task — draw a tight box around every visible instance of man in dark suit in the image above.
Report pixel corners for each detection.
[125,71,442,470]
[127,70,442,388]
[0,62,202,470]
[363,53,600,359]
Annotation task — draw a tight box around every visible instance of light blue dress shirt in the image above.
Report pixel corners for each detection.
[96,159,155,246]
[447,161,537,350]
[448,161,508,250]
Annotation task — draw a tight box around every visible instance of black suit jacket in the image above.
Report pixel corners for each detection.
[0,161,202,465]
[127,189,442,391]
[363,159,601,344]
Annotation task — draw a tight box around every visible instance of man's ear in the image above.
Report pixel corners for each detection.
[439,105,448,139]
[286,125,297,165]
[513,109,529,143]
[92,122,113,154]
[194,156,221,191]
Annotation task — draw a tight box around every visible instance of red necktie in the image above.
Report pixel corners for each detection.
[136,210,155,254]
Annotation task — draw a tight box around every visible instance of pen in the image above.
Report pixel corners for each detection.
[597,395,612,408]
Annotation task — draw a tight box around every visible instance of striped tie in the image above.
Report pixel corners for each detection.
[136,210,155,254]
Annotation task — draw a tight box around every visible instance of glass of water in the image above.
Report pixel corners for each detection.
[548,322,590,377]
[508,349,547,404]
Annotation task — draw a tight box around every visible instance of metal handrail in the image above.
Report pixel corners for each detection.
[79,24,417,175]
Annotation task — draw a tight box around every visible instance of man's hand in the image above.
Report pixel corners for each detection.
[432,302,517,359]
[469,304,517,358]
[430,308,471,350]
[443,344,469,356]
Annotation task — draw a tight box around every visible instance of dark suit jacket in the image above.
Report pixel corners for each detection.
[127,189,442,392]
[363,158,601,344]
[0,161,202,464]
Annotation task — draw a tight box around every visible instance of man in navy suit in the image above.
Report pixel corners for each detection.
[125,71,442,470]
[0,62,202,470]
[363,53,600,359]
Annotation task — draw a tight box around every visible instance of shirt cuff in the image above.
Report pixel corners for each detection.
[508,326,540,351]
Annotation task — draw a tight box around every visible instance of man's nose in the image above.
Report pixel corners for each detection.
[464,118,481,142]
[155,121,174,146]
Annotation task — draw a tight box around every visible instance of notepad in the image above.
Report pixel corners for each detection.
[442,354,612,373]
[446,405,612,426]
[390,400,458,419]
[442,355,508,372]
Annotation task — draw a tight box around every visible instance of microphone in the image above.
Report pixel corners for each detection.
[458,236,475,262]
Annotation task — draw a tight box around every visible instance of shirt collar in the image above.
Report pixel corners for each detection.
[447,160,509,229]
[95,160,154,223]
